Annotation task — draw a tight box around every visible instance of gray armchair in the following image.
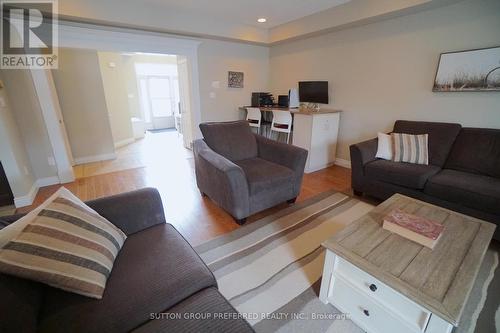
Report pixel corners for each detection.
[194,121,308,224]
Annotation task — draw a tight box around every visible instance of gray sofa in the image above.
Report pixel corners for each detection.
[350,120,500,240]
[0,188,254,333]
[194,121,308,224]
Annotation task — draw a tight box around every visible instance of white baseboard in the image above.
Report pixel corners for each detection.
[14,183,39,208]
[36,176,60,187]
[114,138,135,149]
[334,158,351,169]
[74,152,116,165]
[13,176,62,208]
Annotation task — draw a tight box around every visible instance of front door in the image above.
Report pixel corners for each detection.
[138,75,177,130]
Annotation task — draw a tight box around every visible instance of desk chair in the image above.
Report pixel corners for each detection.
[246,107,262,134]
[270,110,292,144]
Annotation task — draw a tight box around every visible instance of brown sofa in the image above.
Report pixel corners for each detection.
[0,188,254,333]
[350,120,500,240]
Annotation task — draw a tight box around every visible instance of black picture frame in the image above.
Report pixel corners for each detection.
[432,46,500,92]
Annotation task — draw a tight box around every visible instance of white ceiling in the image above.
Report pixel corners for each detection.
[60,0,461,44]
[134,0,351,28]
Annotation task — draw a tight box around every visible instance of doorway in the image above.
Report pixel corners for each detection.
[48,48,197,179]
[136,61,180,131]
[29,21,202,184]
[138,76,177,130]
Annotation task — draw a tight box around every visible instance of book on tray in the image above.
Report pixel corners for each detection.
[382,209,444,249]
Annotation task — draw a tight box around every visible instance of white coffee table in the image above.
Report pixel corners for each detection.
[319,194,496,333]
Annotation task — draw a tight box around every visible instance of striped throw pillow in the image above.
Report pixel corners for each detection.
[0,193,126,299]
[392,133,429,165]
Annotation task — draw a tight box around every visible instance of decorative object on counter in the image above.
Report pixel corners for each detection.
[228,71,244,88]
[383,209,444,249]
[433,46,500,92]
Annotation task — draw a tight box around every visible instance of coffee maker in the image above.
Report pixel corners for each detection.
[251,92,274,107]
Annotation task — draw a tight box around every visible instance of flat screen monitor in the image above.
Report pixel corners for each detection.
[299,81,329,104]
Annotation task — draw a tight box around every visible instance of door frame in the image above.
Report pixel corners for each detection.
[31,20,202,182]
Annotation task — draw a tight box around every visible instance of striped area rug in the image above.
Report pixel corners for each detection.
[196,191,372,332]
[195,191,499,333]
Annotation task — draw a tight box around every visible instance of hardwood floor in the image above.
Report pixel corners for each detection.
[18,165,352,246]
[17,131,354,246]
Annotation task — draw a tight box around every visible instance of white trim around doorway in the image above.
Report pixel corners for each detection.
[30,20,203,187]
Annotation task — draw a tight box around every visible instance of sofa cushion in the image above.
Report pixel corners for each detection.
[365,160,441,189]
[393,120,461,167]
[133,287,255,333]
[424,169,500,216]
[445,128,500,178]
[235,158,294,195]
[0,193,127,299]
[38,223,217,333]
[200,121,258,161]
[392,133,429,165]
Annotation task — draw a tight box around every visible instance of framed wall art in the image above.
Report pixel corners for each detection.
[433,46,500,92]
[228,71,244,88]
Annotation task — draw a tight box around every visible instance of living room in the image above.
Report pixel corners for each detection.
[0,0,499,332]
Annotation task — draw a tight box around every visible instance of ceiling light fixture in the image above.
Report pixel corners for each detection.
[257,18,267,23]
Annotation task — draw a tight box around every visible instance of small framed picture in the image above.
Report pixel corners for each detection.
[228,71,244,88]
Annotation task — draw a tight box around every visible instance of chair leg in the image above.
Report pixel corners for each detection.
[353,190,363,197]
[287,132,290,144]
[234,217,247,225]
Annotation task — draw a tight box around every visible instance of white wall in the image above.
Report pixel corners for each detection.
[270,0,500,161]
[109,53,179,121]
[0,82,36,200]
[198,39,270,122]
[52,48,116,162]
[97,52,135,146]
[0,70,58,181]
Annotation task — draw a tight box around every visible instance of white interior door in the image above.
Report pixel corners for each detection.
[177,56,193,149]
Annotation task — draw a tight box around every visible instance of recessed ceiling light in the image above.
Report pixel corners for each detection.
[257,18,267,23]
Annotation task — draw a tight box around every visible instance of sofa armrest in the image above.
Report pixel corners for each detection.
[193,139,250,219]
[350,137,378,166]
[349,137,378,192]
[86,188,166,235]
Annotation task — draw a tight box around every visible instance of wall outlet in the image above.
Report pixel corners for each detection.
[48,156,56,166]
[211,81,220,89]
[0,97,6,108]
[23,166,30,175]
[108,62,116,68]
[209,92,216,99]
